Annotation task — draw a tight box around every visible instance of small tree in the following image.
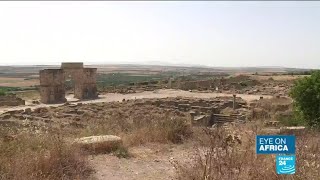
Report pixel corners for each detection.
[290,70,320,127]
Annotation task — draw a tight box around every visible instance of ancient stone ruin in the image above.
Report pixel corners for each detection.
[139,97,248,127]
[40,62,98,104]
[0,94,25,107]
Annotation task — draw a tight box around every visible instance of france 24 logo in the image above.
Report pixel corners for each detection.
[276,155,296,175]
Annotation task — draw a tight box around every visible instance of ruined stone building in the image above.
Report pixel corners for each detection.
[40,62,98,104]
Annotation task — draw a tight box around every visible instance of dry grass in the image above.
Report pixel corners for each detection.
[123,115,192,146]
[0,77,38,87]
[249,97,293,121]
[0,132,92,180]
[15,90,40,100]
[0,103,193,179]
[76,107,193,147]
[174,123,320,180]
[1,98,318,179]
[250,75,309,81]
[255,97,292,112]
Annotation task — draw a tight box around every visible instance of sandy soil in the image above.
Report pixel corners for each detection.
[0,89,272,114]
[89,143,195,180]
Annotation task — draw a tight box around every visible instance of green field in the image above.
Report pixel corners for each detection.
[96,73,170,87]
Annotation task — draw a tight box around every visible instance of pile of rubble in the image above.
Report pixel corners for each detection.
[136,97,249,126]
[0,100,188,132]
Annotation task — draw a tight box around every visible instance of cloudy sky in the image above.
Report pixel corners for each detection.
[0,1,319,68]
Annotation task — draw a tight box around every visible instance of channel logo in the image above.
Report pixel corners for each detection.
[276,155,296,174]
[256,135,296,175]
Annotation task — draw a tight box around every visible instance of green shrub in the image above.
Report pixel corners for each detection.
[113,145,131,158]
[0,89,5,96]
[290,70,320,127]
[277,112,307,127]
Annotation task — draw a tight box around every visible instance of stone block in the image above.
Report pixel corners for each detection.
[74,135,122,154]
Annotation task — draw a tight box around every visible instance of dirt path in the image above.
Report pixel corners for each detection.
[0,89,272,114]
[89,143,194,180]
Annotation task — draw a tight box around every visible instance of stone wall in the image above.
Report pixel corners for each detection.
[74,68,98,99]
[179,81,197,90]
[39,69,66,104]
[178,80,213,90]
[142,97,248,126]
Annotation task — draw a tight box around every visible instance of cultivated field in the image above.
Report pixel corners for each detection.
[0,77,39,87]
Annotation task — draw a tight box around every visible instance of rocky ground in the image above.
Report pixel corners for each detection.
[0,89,295,180]
[0,89,272,114]
[0,95,255,135]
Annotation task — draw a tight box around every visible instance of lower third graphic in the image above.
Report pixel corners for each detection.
[276,155,296,174]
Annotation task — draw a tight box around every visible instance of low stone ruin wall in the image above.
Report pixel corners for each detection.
[138,97,248,126]
[0,95,25,106]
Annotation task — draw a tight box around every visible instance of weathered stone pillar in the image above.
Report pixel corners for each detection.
[80,68,98,99]
[233,94,236,110]
[39,69,66,104]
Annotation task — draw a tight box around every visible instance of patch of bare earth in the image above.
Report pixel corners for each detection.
[89,143,194,180]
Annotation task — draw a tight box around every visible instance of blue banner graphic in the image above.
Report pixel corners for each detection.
[256,135,295,154]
